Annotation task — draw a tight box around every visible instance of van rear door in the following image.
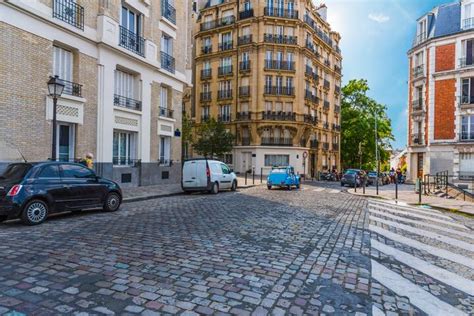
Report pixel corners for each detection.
[183,161,198,188]
[196,160,209,188]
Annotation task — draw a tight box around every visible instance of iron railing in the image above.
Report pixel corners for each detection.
[332,124,341,131]
[332,143,339,151]
[218,114,231,122]
[323,80,330,89]
[236,112,251,121]
[218,65,233,76]
[334,65,342,74]
[263,34,297,45]
[304,90,318,104]
[59,78,82,97]
[219,41,233,51]
[217,90,233,100]
[201,68,212,79]
[335,86,341,94]
[322,142,329,150]
[201,45,212,54]
[261,111,296,121]
[200,92,212,102]
[335,105,341,113]
[239,86,250,97]
[161,0,176,24]
[310,140,319,149]
[240,61,251,72]
[264,60,295,71]
[264,7,298,19]
[412,99,423,111]
[200,16,235,31]
[161,51,175,73]
[264,86,295,96]
[114,94,142,111]
[323,122,329,129]
[119,26,144,56]
[159,107,173,118]
[238,35,253,45]
[53,0,84,30]
[261,138,293,146]
[239,9,254,20]
[304,115,318,125]
[323,101,330,111]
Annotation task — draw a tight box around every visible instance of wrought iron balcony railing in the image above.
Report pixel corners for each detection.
[332,143,339,151]
[332,124,341,131]
[334,65,342,74]
[323,80,330,89]
[114,94,142,111]
[411,134,424,145]
[58,78,82,97]
[161,51,175,73]
[159,107,173,118]
[322,142,330,150]
[161,0,176,24]
[335,86,341,94]
[463,17,474,30]
[218,65,233,76]
[323,122,329,129]
[219,41,234,51]
[119,26,145,56]
[239,86,250,97]
[236,112,251,121]
[324,59,331,67]
[304,90,318,104]
[218,114,231,122]
[264,60,295,71]
[217,90,233,100]
[201,68,212,79]
[323,101,330,111]
[335,105,341,113]
[264,7,298,19]
[263,34,297,45]
[200,16,235,31]
[239,9,254,20]
[412,65,425,78]
[411,99,423,111]
[261,111,296,121]
[261,138,293,146]
[238,35,253,45]
[264,86,295,96]
[310,140,319,149]
[200,91,212,102]
[53,0,84,30]
[241,137,251,145]
[304,115,318,125]
[201,45,212,54]
[459,58,474,68]
[240,60,251,72]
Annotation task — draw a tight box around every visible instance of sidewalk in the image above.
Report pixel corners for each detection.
[122,179,260,203]
[348,183,474,215]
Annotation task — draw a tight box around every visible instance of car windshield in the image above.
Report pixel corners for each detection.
[0,164,31,181]
[345,170,358,175]
[271,168,287,174]
[368,172,377,176]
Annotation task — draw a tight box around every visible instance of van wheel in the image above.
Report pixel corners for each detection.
[267,185,272,190]
[210,182,219,194]
[21,200,48,225]
[103,192,121,212]
[231,180,237,191]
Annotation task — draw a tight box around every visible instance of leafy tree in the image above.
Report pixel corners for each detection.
[182,114,193,160]
[193,118,234,158]
[341,79,394,170]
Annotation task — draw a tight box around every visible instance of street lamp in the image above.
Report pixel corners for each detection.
[374,110,380,195]
[47,75,65,161]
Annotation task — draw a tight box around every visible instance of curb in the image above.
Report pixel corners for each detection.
[123,184,258,204]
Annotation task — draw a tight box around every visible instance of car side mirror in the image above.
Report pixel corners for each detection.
[229,169,234,173]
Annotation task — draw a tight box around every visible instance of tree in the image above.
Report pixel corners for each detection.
[182,113,193,160]
[341,79,394,170]
[193,118,235,158]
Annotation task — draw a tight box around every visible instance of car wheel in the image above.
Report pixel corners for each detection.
[267,185,272,190]
[231,180,237,191]
[103,192,121,212]
[210,182,219,194]
[287,185,292,191]
[21,200,48,225]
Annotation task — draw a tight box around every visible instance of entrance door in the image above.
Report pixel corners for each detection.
[57,123,75,162]
[310,154,316,178]
[241,152,252,173]
[417,153,424,178]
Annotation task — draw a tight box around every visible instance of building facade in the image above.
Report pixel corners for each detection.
[191,0,342,176]
[0,0,192,187]
[407,0,474,184]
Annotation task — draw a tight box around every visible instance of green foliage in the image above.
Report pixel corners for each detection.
[182,114,194,160]
[193,118,235,158]
[341,79,394,170]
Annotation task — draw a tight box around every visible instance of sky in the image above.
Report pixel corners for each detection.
[324,0,450,149]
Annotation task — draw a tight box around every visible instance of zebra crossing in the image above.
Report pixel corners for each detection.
[368,199,474,315]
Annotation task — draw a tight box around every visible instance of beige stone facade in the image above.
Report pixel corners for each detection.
[0,0,191,186]
[191,0,342,176]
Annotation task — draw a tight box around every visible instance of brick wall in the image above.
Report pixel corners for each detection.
[435,44,455,72]
[434,79,456,140]
[425,48,430,145]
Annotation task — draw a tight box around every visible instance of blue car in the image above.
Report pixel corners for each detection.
[267,166,301,190]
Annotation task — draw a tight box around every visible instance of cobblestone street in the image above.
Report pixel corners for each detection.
[0,184,472,315]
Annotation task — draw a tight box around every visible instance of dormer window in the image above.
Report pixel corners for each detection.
[416,18,427,45]
[463,2,474,29]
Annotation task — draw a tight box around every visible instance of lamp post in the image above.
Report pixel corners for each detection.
[47,76,65,161]
[374,111,380,195]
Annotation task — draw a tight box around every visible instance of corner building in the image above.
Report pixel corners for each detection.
[192,0,342,176]
[407,0,474,186]
[0,0,192,187]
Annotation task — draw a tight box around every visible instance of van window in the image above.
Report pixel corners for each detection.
[221,164,230,174]
[210,163,222,174]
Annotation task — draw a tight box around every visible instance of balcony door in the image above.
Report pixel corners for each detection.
[53,46,73,83]
[114,70,136,100]
[121,6,141,35]
[462,39,474,66]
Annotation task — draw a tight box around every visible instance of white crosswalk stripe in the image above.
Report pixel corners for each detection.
[368,199,474,315]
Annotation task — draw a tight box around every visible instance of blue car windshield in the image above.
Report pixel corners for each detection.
[345,170,358,175]
[271,169,287,174]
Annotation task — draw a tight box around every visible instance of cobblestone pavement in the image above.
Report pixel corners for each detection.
[0,183,472,315]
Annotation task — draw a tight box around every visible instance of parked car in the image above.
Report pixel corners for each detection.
[381,172,391,185]
[267,166,301,190]
[367,171,383,186]
[0,162,122,225]
[182,159,237,194]
[320,171,337,181]
[341,169,363,187]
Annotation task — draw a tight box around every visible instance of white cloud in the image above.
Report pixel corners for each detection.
[368,13,390,23]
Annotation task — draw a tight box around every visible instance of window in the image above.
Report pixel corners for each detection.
[265,75,272,90]
[461,115,474,140]
[265,101,272,112]
[462,39,474,67]
[223,154,233,165]
[201,106,210,119]
[464,3,474,29]
[221,163,231,174]
[264,155,289,166]
[121,6,141,34]
[161,34,173,55]
[60,164,95,178]
[159,136,171,165]
[113,131,136,165]
[220,104,231,121]
[240,102,249,112]
[160,86,171,117]
[53,46,73,83]
[462,78,474,104]
[114,70,136,99]
[285,102,293,113]
[39,165,60,178]
[57,123,75,162]
[202,83,210,93]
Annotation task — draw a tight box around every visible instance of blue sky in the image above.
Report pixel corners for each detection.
[325,0,450,149]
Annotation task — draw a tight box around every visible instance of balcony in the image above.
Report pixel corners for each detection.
[332,124,341,131]
[159,107,173,118]
[263,34,297,45]
[218,114,231,122]
[59,78,82,97]
[236,112,251,121]
[463,17,474,30]
[304,115,318,125]
[264,7,298,19]
[334,65,342,74]
[119,26,145,56]
[201,68,212,80]
[239,86,250,97]
[305,40,315,52]
[239,9,254,20]
[240,60,251,72]
[160,51,175,73]
[413,65,425,78]
[304,90,318,104]
[261,111,296,121]
[411,134,424,145]
[332,143,339,151]
[201,115,210,122]
[161,0,176,24]
[322,142,330,150]
[201,45,212,54]
[335,86,341,94]
[200,16,235,32]
[238,35,253,46]
[241,137,251,146]
[323,122,329,129]
[335,105,341,113]
[323,80,330,90]
[305,66,313,77]
[264,60,295,71]
[264,86,295,96]
[218,65,233,77]
[414,32,427,46]
[411,99,424,112]
[114,94,142,111]
[323,101,330,111]
[324,59,331,68]
[459,58,474,69]
[310,140,319,149]
[200,91,212,102]
[219,41,234,51]
[53,0,84,30]
[261,138,293,147]
[217,90,233,100]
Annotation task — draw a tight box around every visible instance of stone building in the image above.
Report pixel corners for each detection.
[407,0,474,185]
[190,0,342,176]
[0,0,192,187]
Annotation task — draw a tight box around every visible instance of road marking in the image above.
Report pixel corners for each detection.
[372,305,385,316]
[369,200,453,220]
[369,225,474,269]
[370,216,474,252]
[372,239,474,296]
[369,209,474,241]
[369,204,467,230]
[371,260,467,316]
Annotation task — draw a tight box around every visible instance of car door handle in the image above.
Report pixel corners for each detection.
[191,177,196,179]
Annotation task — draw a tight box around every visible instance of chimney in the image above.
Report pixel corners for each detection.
[317,3,327,21]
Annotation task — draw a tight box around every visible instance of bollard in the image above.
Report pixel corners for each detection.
[395,180,398,200]
[252,169,255,185]
[260,168,263,183]
[363,179,366,194]
[245,171,248,185]
[418,179,422,204]
[354,180,357,193]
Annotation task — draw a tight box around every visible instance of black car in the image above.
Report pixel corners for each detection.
[341,169,363,187]
[0,162,122,225]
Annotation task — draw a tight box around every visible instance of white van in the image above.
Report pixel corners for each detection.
[182,159,237,194]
